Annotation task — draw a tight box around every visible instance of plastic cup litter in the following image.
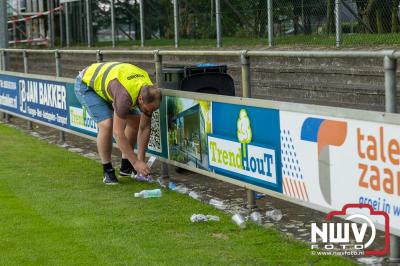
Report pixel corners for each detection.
[232,213,246,229]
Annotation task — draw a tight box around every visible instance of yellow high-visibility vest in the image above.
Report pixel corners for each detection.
[82,62,153,104]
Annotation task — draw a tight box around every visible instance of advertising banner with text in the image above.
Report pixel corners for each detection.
[280,111,400,234]
[0,73,168,157]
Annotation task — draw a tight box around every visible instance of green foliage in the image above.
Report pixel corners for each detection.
[170,152,185,163]
[84,33,400,48]
[89,0,400,42]
[167,97,183,124]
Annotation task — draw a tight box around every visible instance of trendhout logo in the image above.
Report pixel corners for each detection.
[310,204,390,256]
[69,106,98,133]
[208,109,277,185]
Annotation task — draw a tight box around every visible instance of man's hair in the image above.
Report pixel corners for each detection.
[141,85,162,104]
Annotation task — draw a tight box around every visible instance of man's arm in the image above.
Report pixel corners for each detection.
[113,111,150,175]
[137,114,151,161]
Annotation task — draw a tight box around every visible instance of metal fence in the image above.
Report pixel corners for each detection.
[5,0,400,48]
[0,47,399,108]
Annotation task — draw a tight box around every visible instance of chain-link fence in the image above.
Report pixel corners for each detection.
[272,0,332,46]
[6,0,400,48]
[340,0,400,46]
[95,0,400,47]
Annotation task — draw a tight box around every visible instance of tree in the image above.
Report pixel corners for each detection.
[326,0,335,34]
[279,0,326,35]
[355,0,397,33]
[252,0,268,37]
[391,0,400,32]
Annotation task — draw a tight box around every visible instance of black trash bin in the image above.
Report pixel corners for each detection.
[161,64,235,96]
[161,66,186,90]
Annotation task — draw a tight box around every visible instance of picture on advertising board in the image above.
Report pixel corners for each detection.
[166,96,212,170]
[209,102,282,192]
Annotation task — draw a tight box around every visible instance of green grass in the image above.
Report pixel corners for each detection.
[62,33,400,49]
[0,123,354,265]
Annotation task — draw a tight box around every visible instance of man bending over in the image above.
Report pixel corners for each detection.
[74,62,161,185]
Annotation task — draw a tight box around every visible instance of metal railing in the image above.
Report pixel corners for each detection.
[0,47,398,112]
[0,48,399,261]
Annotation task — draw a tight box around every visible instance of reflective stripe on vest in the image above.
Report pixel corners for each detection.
[100,62,123,102]
[90,63,106,88]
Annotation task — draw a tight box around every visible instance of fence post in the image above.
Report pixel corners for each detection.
[5,112,10,122]
[23,50,29,74]
[0,0,8,50]
[240,50,256,208]
[2,42,10,122]
[0,50,3,70]
[335,0,342,48]
[154,50,162,84]
[246,190,256,209]
[267,0,273,47]
[12,23,17,48]
[47,0,55,48]
[390,235,400,263]
[1,50,6,70]
[0,0,7,106]
[139,0,144,47]
[55,50,65,142]
[65,2,70,47]
[110,0,116,48]
[86,0,93,48]
[384,55,400,262]
[154,50,169,178]
[241,50,251,97]
[55,50,61,77]
[96,50,103,63]
[23,50,33,130]
[215,0,222,48]
[384,56,397,113]
[173,0,179,48]
[59,3,64,47]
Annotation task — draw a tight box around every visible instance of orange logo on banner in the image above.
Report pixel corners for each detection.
[357,127,400,196]
[317,120,347,157]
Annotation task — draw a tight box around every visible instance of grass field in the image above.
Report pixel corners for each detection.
[0,123,355,265]
[68,33,400,49]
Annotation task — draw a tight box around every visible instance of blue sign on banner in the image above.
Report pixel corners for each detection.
[210,102,282,192]
[0,74,69,128]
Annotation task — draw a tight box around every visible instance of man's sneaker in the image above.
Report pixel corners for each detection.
[103,169,119,185]
[119,167,137,177]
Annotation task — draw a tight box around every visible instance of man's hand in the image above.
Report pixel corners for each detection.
[137,113,152,161]
[113,111,139,169]
[133,160,150,176]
